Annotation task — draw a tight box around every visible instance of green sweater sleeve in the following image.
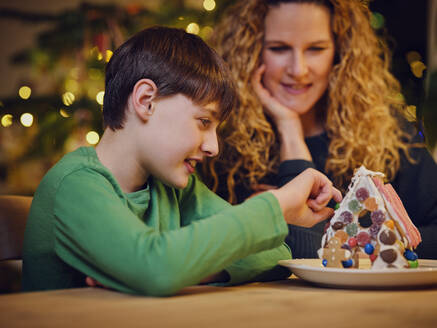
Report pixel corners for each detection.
[53,170,289,296]
[178,175,291,285]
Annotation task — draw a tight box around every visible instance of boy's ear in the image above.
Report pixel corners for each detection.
[132,78,158,121]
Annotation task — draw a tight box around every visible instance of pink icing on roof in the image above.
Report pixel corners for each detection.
[372,177,422,248]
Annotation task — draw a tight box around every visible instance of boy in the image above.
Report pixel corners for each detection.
[22,26,341,296]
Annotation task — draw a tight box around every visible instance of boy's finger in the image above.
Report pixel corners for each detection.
[332,187,342,203]
[307,199,325,212]
[312,207,335,224]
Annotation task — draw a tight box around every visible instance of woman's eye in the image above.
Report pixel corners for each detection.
[309,47,326,52]
[268,46,289,52]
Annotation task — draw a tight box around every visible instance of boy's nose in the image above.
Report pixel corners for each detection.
[201,131,219,157]
[287,51,308,78]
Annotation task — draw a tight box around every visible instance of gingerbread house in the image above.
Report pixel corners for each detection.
[317,166,421,269]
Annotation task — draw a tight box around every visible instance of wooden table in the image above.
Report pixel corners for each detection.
[1,278,436,327]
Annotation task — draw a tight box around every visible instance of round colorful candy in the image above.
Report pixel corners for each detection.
[408,260,419,268]
[384,220,395,230]
[335,203,340,210]
[346,223,358,236]
[379,230,396,245]
[369,254,377,262]
[322,259,328,267]
[332,221,344,230]
[369,224,381,238]
[371,210,385,225]
[364,197,378,211]
[356,231,371,247]
[342,259,353,268]
[380,249,397,263]
[355,187,369,202]
[404,249,418,261]
[348,237,358,247]
[339,211,353,224]
[348,199,362,213]
[364,243,374,255]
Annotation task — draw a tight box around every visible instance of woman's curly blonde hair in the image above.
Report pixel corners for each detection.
[204,0,416,203]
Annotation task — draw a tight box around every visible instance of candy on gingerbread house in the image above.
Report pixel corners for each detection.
[317,166,421,269]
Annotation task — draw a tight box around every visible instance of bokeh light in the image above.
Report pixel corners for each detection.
[406,51,422,64]
[59,109,70,118]
[62,92,75,106]
[186,23,200,35]
[106,50,113,62]
[65,79,79,93]
[201,26,214,40]
[410,61,426,78]
[1,114,13,127]
[18,86,32,100]
[86,131,100,145]
[370,12,385,29]
[203,0,216,11]
[96,91,105,105]
[20,113,34,127]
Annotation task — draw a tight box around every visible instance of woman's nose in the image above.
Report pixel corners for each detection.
[287,51,309,78]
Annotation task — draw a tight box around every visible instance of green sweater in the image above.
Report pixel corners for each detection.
[23,147,291,296]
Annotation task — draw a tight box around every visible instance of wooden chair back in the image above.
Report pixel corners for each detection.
[0,195,33,260]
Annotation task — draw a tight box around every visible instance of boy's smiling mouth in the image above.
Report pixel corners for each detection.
[184,159,199,173]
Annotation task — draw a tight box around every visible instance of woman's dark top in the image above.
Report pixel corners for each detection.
[217,132,437,259]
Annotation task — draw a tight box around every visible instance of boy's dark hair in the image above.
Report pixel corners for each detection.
[103,26,238,130]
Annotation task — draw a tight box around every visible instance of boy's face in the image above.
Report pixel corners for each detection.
[140,94,220,189]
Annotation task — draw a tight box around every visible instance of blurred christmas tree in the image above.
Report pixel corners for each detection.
[0,0,234,194]
[0,0,434,195]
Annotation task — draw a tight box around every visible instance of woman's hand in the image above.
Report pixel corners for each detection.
[252,64,301,125]
[251,65,311,161]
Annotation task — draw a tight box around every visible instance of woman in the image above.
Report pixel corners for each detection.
[204,0,437,259]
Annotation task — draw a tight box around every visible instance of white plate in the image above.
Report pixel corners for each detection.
[278,258,437,289]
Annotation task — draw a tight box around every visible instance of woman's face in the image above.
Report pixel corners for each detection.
[261,2,335,115]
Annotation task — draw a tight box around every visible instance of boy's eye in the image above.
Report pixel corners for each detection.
[199,118,211,127]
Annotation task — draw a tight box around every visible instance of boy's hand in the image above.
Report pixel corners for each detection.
[85,277,109,289]
[269,168,342,227]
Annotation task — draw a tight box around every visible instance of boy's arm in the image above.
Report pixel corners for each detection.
[53,170,288,296]
[178,175,292,285]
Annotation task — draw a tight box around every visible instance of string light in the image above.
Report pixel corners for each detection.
[62,92,75,106]
[1,114,13,127]
[20,113,34,127]
[59,109,70,118]
[186,23,200,35]
[88,68,103,81]
[370,12,384,29]
[96,91,105,105]
[106,50,113,62]
[203,0,216,11]
[201,26,214,39]
[410,61,426,78]
[18,86,31,100]
[65,79,79,93]
[86,131,100,145]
